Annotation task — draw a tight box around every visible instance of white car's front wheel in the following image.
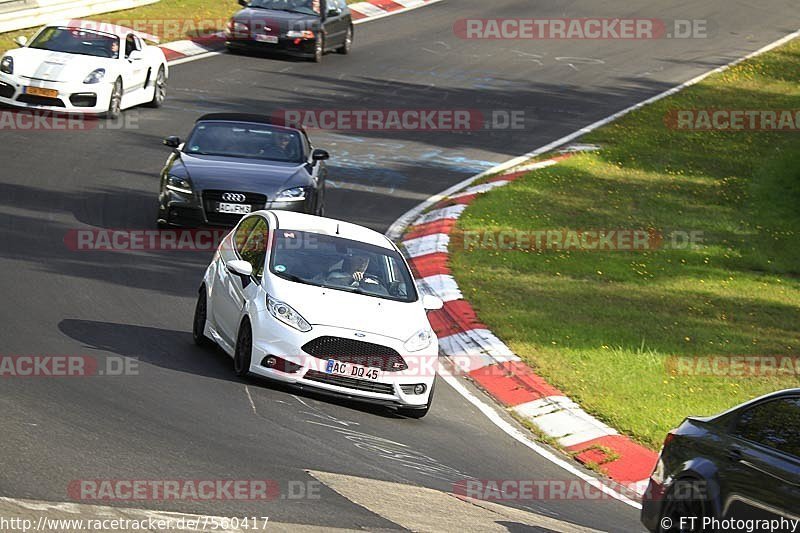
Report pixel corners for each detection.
[192,288,211,347]
[234,320,253,377]
[147,66,166,108]
[104,78,122,119]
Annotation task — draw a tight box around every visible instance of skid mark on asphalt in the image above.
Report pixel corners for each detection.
[308,471,604,533]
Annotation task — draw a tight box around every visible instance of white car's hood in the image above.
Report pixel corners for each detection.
[7,48,114,83]
[270,279,431,342]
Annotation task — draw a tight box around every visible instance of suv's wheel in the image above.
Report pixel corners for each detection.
[234,320,253,377]
[192,288,210,346]
[337,26,353,54]
[658,479,710,532]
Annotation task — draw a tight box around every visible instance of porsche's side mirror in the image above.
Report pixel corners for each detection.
[14,36,28,47]
[422,295,444,311]
[163,136,181,148]
[312,149,330,161]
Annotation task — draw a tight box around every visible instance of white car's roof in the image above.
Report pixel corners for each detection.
[264,211,396,251]
[47,19,158,42]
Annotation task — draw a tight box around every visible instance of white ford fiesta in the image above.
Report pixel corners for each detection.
[194,210,444,418]
[0,20,168,118]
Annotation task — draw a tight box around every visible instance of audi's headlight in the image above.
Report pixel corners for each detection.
[267,295,311,332]
[286,30,315,39]
[275,186,308,202]
[83,68,105,84]
[166,175,193,195]
[0,56,13,75]
[404,328,434,352]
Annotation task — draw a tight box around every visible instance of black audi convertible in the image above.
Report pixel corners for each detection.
[157,113,329,228]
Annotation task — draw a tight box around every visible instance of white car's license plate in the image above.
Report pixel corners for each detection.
[255,34,279,44]
[326,360,381,382]
[216,202,252,214]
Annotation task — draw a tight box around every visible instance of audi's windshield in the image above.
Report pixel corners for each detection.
[184,121,305,163]
[269,230,418,303]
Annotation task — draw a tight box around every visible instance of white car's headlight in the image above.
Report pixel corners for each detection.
[286,30,315,39]
[0,56,13,75]
[267,295,311,332]
[83,68,106,84]
[275,187,307,202]
[404,328,434,352]
[165,175,193,195]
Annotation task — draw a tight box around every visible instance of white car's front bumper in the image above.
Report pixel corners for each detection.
[0,72,112,114]
[249,318,438,409]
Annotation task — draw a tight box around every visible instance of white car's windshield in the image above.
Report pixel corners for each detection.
[29,27,120,59]
[269,230,418,303]
[185,122,305,163]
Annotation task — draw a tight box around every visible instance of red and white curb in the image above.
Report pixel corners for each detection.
[157,0,443,63]
[399,157,658,497]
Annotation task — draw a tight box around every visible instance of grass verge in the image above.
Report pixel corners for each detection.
[450,38,800,449]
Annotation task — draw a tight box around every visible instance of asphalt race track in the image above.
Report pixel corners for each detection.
[1,0,799,530]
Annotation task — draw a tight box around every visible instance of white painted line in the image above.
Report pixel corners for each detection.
[417,274,463,302]
[412,204,467,226]
[353,0,445,26]
[393,0,425,8]
[438,370,642,509]
[348,2,388,18]
[385,27,800,241]
[449,180,511,199]
[402,233,449,257]
[439,329,518,360]
[161,39,216,56]
[167,50,222,67]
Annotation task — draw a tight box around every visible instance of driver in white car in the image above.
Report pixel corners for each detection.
[328,255,380,287]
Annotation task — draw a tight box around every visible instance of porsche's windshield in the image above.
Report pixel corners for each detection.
[269,230,418,303]
[184,121,305,163]
[28,27,120,59]
[247,0,320,16]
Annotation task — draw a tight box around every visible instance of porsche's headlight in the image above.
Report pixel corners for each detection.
[275,187,308,202]
[165,175,193,195]
[83,68,105,84]
[404,328,434,352]
[0,56,13,75]
[286,30,315,39]
[267,295,311,332]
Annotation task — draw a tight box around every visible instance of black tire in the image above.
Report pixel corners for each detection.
[658,479,711,532]
[234,320,253,377]
[312,35,324,63]
[398,381,435,419]
[337,26,353,54]
[104,78,122,119]
[192,288,210,346]
[147,65,166,108]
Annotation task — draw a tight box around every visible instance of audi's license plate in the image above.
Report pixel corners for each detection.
[24,86,58,98]
[326,360,381,382]
[216,202,252,214]
[255,34,279,44]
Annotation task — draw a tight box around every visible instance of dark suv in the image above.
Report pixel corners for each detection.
[641,389,800,532]
[226,0,353,62]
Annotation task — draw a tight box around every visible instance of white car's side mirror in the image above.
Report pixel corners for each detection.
[422,294,444,311]
[227,260,253,277]
[14,36,28,47]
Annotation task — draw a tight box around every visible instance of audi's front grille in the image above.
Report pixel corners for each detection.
[16,94,65,107]
[302,336,408,372]
[304,370,396,395]
[201,189,267,226]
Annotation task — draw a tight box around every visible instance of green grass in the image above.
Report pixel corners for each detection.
[450,39,800,449]
[0,0,358,55]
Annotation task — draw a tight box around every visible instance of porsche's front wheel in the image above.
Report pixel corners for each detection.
[104,78,122,119]
[234,320,253,377]
[147,66,167,108]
